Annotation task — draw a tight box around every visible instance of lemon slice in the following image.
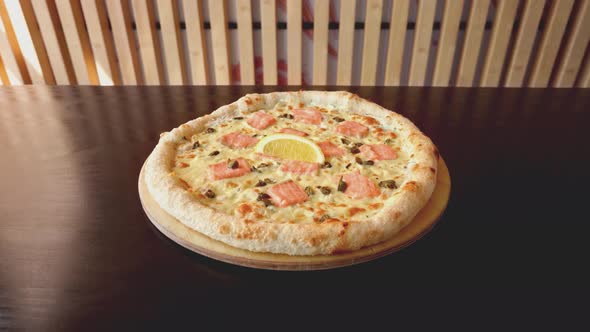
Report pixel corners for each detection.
[255,134,325,163]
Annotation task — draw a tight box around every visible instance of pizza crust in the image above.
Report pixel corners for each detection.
[144,91,438,255]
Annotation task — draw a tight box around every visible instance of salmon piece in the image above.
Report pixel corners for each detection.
[335,121,369,137]
[247,111,276,129]
[220,132,259,148]
[209,158,251,180]
[267,180,309,207]
[359,144,397,160]
[317,141,345,157]
[278,128,308,137]
[342,171,380,199]
[279,160,319,175]
[293,109,322,124]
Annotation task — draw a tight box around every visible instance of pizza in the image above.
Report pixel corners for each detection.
[144,91,438,256]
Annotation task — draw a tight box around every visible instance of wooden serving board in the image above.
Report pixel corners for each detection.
[139,158,450,270]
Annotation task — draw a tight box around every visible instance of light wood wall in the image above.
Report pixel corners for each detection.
[0,0,588,87]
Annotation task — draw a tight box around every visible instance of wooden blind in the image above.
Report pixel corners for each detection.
[553,0,590,87]
[384,0,409,86]
[336,0,356,85]
[0,0,586,88]
[456,0,490,87]
[80,0,120,85]
[312,0,329,85]
[529,0,575,87]
[504,0,546,87]
[236,0,254,85]
[360,0,383,86]
[433,0,464,86]
[0,1,25,85]
[480,0,519,87]
[183,0,209,85]
[261,0,278,85]
[287,0,302,85]
[156,0,186,85]
[409,0,436,86]
[106,0,141,85]
[209,0,231,85]
[131,0,163,85]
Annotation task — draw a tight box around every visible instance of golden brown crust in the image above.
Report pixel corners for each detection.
[144,91,438,255]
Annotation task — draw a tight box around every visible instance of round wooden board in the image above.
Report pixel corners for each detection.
[139,158,450,270]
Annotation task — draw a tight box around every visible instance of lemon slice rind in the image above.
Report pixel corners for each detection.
[254,134,325,164]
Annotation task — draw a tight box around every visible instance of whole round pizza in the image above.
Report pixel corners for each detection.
[144,91,439,256]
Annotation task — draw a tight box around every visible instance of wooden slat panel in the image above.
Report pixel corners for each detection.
[287,0,301,85]
[312,0,329,85]
[433,0,463,86]
[504,0,545,87]
[80,0,120,85]
[0,8,24,84]
[156,0,186,85]
[261,0,277,85]
[0,55,5,84]
[182,0,208,85]
[131,0,163,85]
[578,55,590,87]
[2,0,49,84]
[480,0,519,87]
[528,0,575,87]
[236,0,254,84]
[409,0,436,86]
[456,0,490,87]
[0,54,8,85]
[55,0,98,85]
[23,0,58,83]
[384,0,409,85]
[209,0,231,84]
[553,0,590,87]
[0,0,32,84]
[360,0,382,86]
[30,0,70,84]
[106,0,142,85]
[336,0,355,85]
[46,0,77,83]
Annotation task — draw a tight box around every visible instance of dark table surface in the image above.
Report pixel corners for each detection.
[1,86,589,330]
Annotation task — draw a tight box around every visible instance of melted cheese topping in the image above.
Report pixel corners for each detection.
[172,102,408,223]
